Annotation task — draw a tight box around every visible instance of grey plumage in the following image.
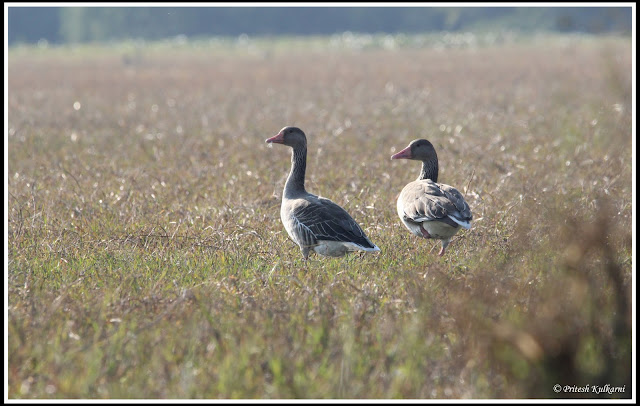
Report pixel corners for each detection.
[391,139,472,256]
[398,179,472,229]
[266,126,380,260]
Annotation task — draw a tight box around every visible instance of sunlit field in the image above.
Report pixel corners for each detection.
[7,34,633,399]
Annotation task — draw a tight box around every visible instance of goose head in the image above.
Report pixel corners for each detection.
[266,126,307,149]
[391,139,438,162]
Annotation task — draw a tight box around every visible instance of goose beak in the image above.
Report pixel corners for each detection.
[391,146,412,160]
[265,131,285,144]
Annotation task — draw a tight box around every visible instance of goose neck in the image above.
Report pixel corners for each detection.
[284,145,307,197]
[419,159,439,182]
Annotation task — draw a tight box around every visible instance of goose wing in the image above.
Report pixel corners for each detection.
[289,197,377,249]
[399,179,472,228]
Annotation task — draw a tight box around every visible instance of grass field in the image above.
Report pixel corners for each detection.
[7,34,633,399]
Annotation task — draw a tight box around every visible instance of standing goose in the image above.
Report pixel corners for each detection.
[266,126,380,260]
[391,139,472,256]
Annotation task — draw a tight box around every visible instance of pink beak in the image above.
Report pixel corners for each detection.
[391,145,412,160]
[265,131,285,144]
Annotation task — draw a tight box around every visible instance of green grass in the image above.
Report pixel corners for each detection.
[7,34,633,399]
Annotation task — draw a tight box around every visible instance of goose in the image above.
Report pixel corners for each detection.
[266,126,380,260]
[391,139,472,256]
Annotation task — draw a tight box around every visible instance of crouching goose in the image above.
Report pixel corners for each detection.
[391,139,472,256]
[266,126,380,260]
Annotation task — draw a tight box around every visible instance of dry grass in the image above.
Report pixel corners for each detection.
[7,34,633,399]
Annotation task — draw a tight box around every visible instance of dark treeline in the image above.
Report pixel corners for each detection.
[8,6,632,45]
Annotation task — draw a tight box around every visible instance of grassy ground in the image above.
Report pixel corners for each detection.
[7,34,633,399]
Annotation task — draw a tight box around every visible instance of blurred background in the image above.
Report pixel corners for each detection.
[7,6,632,46]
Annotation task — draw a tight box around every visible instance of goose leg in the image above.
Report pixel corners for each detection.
[301,246,310,260]
[438,240,450,257]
